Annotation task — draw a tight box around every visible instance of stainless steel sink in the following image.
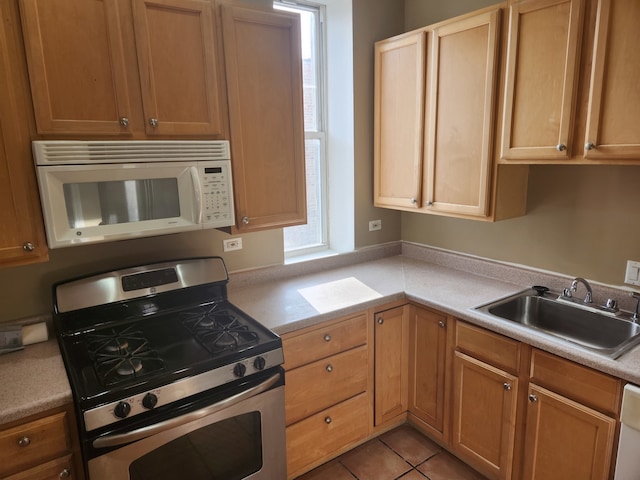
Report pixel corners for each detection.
[475,289,640,359]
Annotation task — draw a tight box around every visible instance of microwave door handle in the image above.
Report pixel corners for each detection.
[92,372,281,449]
[190,166,203,224]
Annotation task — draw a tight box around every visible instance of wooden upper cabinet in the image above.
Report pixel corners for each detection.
[424,9,500,216]
[374,31,426,210]
[19,0,132,135]
[373,7,524,221]
[220,3,306,232]
[132,0,225,136]
[19,0,227,137]
[501,0,584,160]
[0,1,47,266]
[583,0,640,160]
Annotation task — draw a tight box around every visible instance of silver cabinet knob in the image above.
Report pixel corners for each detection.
[22,242,34,252]
[326,364,333,373]
[410,198,417,204]
[119,117,129,127]
[426,200,434,206]
[556,143,567,152]
[503,383,511,391]
[377,317,384,325]
[528,394,538,402]
[18,436,30,447]
[241,216,250,225]
[324,416,332,424]
[323,334,331,342]
[585,142,595,150]
[59,469,70,478]
[438,321,446,328]
[149,118,159,127]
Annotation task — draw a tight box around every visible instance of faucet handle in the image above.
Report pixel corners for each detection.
[604,298,618,311]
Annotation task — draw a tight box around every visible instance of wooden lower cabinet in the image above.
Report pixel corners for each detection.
[408,305,448,440]
[451,351,518,480]
[521,384,616,480]
[286,392,369,478]
[283,312,371,479]
[374,305,410,426]
[0,406,82,480]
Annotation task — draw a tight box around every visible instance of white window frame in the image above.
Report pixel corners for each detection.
[275,0,329,259]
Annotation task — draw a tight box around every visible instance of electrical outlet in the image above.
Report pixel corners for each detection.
[369,220,382,231]
[223,238,243,252]
[625,260,640,286]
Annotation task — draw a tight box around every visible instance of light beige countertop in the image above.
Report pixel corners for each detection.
[3,243,640,426]
[0,339,71,425]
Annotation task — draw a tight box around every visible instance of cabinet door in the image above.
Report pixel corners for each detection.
[373,31,426,210]
[132,0,226,136]
[451,351,517,480]
[408,306,447,437]
[0,1,47,266]
[221,4,306,232]
[374,305,409,426]
[583,0,640,160]
[423,9,500,217]
[521,384,616,480]
[19,0,132,135]
[501,0,584,160]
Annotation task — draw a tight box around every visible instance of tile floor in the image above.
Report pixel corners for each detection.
[296,424,487,480]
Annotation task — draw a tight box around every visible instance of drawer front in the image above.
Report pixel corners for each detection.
[286,392,369,478]
[0,412,71,477]
[530,348,622,415]
[455,321,520,373]
[286,345,368,425]
[5,454,74,480]
[283,313,367,370]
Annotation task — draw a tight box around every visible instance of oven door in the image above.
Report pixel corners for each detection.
[87,371,285,480]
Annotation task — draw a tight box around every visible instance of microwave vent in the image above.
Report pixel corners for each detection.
[33,140,230,165]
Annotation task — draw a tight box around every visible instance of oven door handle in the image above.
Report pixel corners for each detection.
[92,372,281,449]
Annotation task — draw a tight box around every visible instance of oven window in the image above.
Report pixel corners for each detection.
[129,412,263,480]
[63,178,180,228]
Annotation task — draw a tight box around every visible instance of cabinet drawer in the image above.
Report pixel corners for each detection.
[5,454,74,480]
[455,321,521,373]
[530,349,622,415]
[286,392,369,478]
[283,314,367,370]
[0,412,71,477]
[286,345,368,425]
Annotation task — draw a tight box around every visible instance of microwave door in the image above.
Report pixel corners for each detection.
[37,163,202,248]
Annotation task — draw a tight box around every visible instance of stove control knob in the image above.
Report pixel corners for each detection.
[233,363,247,378]
[142,393,158,410]
[113,401,131,419]
[253,356,266,371]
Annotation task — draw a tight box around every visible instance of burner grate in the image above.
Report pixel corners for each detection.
[181,304,259,355]
[87,326,165,386]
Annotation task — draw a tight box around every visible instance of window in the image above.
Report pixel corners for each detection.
[274,1,328,257]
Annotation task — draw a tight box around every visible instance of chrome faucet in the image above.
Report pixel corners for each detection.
[562,277,593,304]
[632,292,640,323]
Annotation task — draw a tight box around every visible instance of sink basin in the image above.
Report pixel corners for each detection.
[475,289,640,359]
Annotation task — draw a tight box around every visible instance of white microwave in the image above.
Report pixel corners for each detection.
[33,140,235,249]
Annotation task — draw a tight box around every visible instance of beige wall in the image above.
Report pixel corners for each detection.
[399,0,640,288]
[403,165,640,286]
[353,0,404,248]
[1,228,283,321]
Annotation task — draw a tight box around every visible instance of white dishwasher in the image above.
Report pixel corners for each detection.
[615,384,640,479]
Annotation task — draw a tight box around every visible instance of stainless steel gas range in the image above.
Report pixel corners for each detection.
[52,257,286,480]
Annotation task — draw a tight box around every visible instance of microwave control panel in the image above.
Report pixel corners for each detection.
[200,161,234,226]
